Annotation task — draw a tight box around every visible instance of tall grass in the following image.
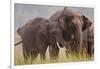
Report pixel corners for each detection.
[15,48,93,65]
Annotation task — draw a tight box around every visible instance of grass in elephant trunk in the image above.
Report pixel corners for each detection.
[14,47,94,65]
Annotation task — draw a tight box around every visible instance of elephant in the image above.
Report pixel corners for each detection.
[17,17,49,61]
[83,22,94,57]
[87,23,94,57]
[17,17,68,61]
[82,15,94,57]
[17,11,84,61]
[49,7,92,56]
[16,7,93,62]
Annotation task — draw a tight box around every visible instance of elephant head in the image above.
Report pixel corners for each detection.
[57,7,83,54]
[50,7,92,54]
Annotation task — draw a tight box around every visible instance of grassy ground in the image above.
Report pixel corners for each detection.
[14,33,94,65]
[15,46,93,65]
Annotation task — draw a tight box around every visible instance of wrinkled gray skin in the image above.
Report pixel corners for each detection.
[81,15,94,57]
[87,23,94,57]
[83,22,94,57]
[17,13,82,61]
[17,8,93,62]
[49,7,92,56]
[17,17,48,61]
[17,17,68,61]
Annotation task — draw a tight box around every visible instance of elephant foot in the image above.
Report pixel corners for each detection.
[49,44,59,62]
[40,52,46,62]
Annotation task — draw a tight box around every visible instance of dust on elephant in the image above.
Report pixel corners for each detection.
[49,7,92,55]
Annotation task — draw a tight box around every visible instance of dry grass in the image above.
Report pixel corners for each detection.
[14,33,94,65]
[14,47,94,65]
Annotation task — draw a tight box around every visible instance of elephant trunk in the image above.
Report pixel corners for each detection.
[55,33,65,48]
[74,24,83,54]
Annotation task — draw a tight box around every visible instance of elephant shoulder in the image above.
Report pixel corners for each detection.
[28,17,46,25]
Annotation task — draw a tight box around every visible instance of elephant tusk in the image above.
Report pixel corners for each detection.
[57,42,60,48]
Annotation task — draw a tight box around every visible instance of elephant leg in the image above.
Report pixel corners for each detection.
[87,39,94,57]
[23,50,28,61]
[31,50,38,61]
[64,41,73,57]
[39,45,48,61]
[87,27,94,57]
[23,46,30,63]
[40,51,45,61]
[49,44,59,61]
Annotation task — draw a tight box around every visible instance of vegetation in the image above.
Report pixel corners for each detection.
[15,48,93,65]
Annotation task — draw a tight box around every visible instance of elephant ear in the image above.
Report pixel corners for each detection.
[82,15,92,31]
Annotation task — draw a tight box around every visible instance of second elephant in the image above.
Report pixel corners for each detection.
[49,7,92,56]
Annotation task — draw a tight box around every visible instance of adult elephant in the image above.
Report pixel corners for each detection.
[16,7,92,62]
[17,17,49,61]
[17,17,68,61]
[18,14,78,61]
[49,7,92,56]
[87,23,94,57]
[17,12,83,61]
[83,22,94,57]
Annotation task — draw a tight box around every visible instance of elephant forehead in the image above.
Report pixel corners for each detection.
[72,16,83,27]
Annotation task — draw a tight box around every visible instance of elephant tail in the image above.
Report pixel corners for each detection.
[15,41,22,46]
